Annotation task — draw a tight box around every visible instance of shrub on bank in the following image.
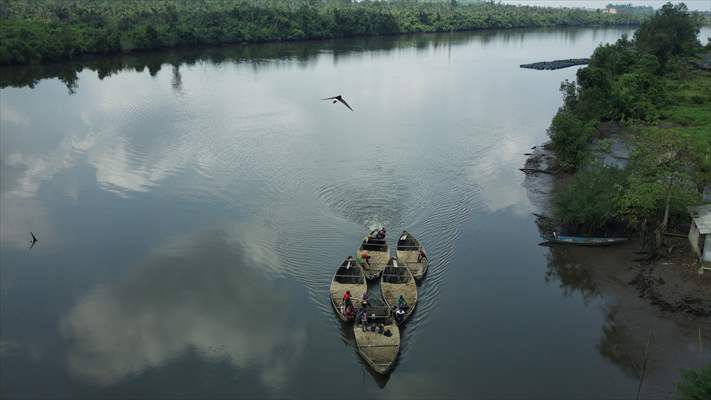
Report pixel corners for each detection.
[554,164,629,231]
[547,109,596,170]
[676,365,711,400]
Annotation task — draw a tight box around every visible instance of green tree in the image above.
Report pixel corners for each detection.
[677,365,711,400]
[554,164,628,230]
[547,107,597,170]
[620,128,706,241]
[634,2,701,68]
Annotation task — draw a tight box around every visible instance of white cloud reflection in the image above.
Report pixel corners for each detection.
[61,228,305,387]
[0,104,30,127]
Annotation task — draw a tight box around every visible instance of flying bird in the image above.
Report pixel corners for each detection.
[322,95,353,111]
[29,232,38,250]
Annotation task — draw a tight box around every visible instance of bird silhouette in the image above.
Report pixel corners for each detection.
[322,95,353,111]
[29,232,38,250]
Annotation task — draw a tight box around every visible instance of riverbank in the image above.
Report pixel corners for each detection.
[523,144,711,321]
[0,0,644,65]
[523,143,711,392]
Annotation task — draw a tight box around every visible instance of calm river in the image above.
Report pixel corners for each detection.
[2,27,710,399]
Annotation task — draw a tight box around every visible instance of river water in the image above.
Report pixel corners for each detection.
[2,27,710,399]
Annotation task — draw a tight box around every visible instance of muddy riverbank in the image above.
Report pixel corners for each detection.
[522,145,711,321]
[522,146,711,396]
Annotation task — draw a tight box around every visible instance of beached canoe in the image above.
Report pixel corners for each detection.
[544,233,628,246]
[396,230,429,281]
[380,258,417,325]
[329,257,367,322]
[358,235,390,280]
[353,305,400,375]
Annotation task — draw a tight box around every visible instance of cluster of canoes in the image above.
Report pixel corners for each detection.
[329,229,429,375]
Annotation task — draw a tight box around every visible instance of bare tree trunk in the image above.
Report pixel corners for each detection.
[661,178,673,233]
[656,178,674,251]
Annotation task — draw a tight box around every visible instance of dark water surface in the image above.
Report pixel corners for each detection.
[2,28,710,399]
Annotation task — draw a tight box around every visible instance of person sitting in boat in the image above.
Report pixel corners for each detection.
[344,304,355,319]
[343,290,352,309]
[345,256,354,269]
[394,307,406,324]
[359,250,371,267]
[376,227,386,239]
[417,249,428,263]
[397,294,408,310]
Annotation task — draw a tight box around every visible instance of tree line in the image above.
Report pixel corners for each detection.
[548,3,710,241]
[0,0,646,65]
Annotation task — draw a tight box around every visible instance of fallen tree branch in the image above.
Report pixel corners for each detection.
[519,168,554,175]
[662,232,686,238]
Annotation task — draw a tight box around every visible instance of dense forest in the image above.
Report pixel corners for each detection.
[0,0,646,65]
[548,3,711,241]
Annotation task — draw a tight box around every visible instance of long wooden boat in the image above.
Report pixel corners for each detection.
[353,305,400,375]
[545,233,628,246]
[358,235,390,280]
[380,258,417,325]
[329,257,367,322]
[396,230,428,281]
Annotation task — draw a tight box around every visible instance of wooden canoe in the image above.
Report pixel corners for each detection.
[380,258,417,325]
[353,305,400,375]
[329,258,367,322]
[396,230,429,281]
[544,233,628,246]
[358,235,390,280]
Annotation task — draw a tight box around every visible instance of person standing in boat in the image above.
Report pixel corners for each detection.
[361,292,370,308]
[359,309,369,331]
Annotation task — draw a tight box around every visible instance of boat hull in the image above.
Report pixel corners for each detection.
[358,236,390,280]
[353,321,400,375]
[545,235,628,246]
[396,231,429,280]
[381,265,417,325]
[329,260,367,321]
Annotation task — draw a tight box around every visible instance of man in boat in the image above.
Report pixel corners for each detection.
[345,255,354,269]
[359,309,369,331]
[361,292,369,308]
[376,227,386,239]
[417,249,428,263]
[343,290,352,310]
[397,294,408,310]
[359,250,371,267]
[344,304,355,319]
[394,307,406,324]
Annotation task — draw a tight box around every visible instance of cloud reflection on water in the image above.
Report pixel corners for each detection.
[60,229,305,388]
